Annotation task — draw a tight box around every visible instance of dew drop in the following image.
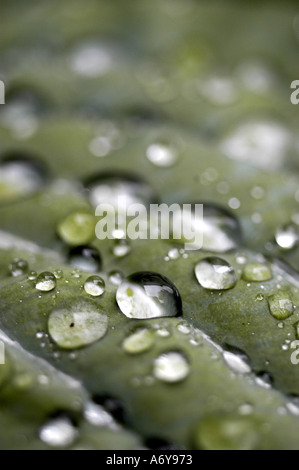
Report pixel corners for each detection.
[84,275,105,297]
[112,239,131,258]
[28,270,37,280]
[84,171,157,210]
[122,328,154,354]
[116,271,182,319]
[222,347,251,375]
[0,153,48,202]
[39,416,77,448]
[35,272,56,292]
[275,223,299,250]
[58,212,95,246]
[48,302,108,349]
[242,262,272,282]
[195,257,237,290]
[194,415,259,450]
[108,270,124,286]
[173,202,242,252]
[9,258,28,277]
[267,291,294,320]
[70,42,114,78]
[68,245,102,272]
[153,352,189,383]
[146,140,179,167]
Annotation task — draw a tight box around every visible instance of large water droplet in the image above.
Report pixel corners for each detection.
[39,416,77,448]
[58,212,95,246]
[9,258,28,277]
[242,262,272,282]
[122,327,155,354]
[194,415,259,450]
[116,271,182,319]
[0,152,48,202]
[267,291,294,320]
[172,203,242,252]
[68,245,102,272]
[84,275,105,297]
[195,257,237,290]
[153,351,189,383]
[35,272,56,292]
[84,171,157,210]
[275,223,299,250]
[48,302,108,349]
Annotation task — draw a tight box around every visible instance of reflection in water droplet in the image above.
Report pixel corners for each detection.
[275,224,299,250]
[173,203,242,252]
[242,262,272,282]
[112,239,131,258]
[9,258,28,277]
[146,140,179,167]
[85,171,157,211]
[84,275,105,297]
[48,302,108,349]
[108,270,124,286]
[194,415,259,450]
[58,212,95,246]
[35,272,56,292]
[153,352,189,383]
[122,328,154,354]
[39,417,77,448]
[267,291,294,320]
[0,153,48,202]
[195,257,237,290]
[116,271,182,319]
[68,245,102,272]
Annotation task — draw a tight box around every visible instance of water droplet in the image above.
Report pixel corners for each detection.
[242,262,272,282]
[48,302,108,349]
[35,272,56,292]
[68,245,102,272]
[54,270,63,279]
[112,239,131,258]
[194,415,259,450]
[223,347,251,375]
[156,328,171,338]
[255,293,264,301]
[173,203,242,252]
[84,402,118,430]
[28,270,37,280]
[146,140,179,167]
[39,416,77,448]
[177,322,191,335]
[0,153,48,202]
[84,275,105,297]
[108,270,124,285]
[9,258,28,277]
[255,372,273,389]
[275,223,299,250]
[153,352,189,383]
[122,328,154,354]
[116,271,182,319]
[58,212,95,246]
[84,171,156,210]
[268,291,294,320]
[70,42,114,78]
[195,257,237,290]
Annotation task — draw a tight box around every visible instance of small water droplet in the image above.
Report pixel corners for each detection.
[242,262,272,282]
[168,248,180,260]
[48,302,108,349]
[9,258,28,277]
[28,270,37,280]
[268,291,294,320]
[54,270,63,279]
[275,223,299,250]
[122,328,154,354]
[116,271,182,319]
[195,257,237,290]
[39,416,77,448]
[255,293,264,301]
[223,348,251,375]
[112,239,131,258]
[58,212,95,246]
[156,328,171,338]
[68,246,102,272]
[84,275,105,297]
[146,140,179,167]
[35,272,56,292]
[153,351,189,383]
[108,270,124,286]
[177,322,191,335]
